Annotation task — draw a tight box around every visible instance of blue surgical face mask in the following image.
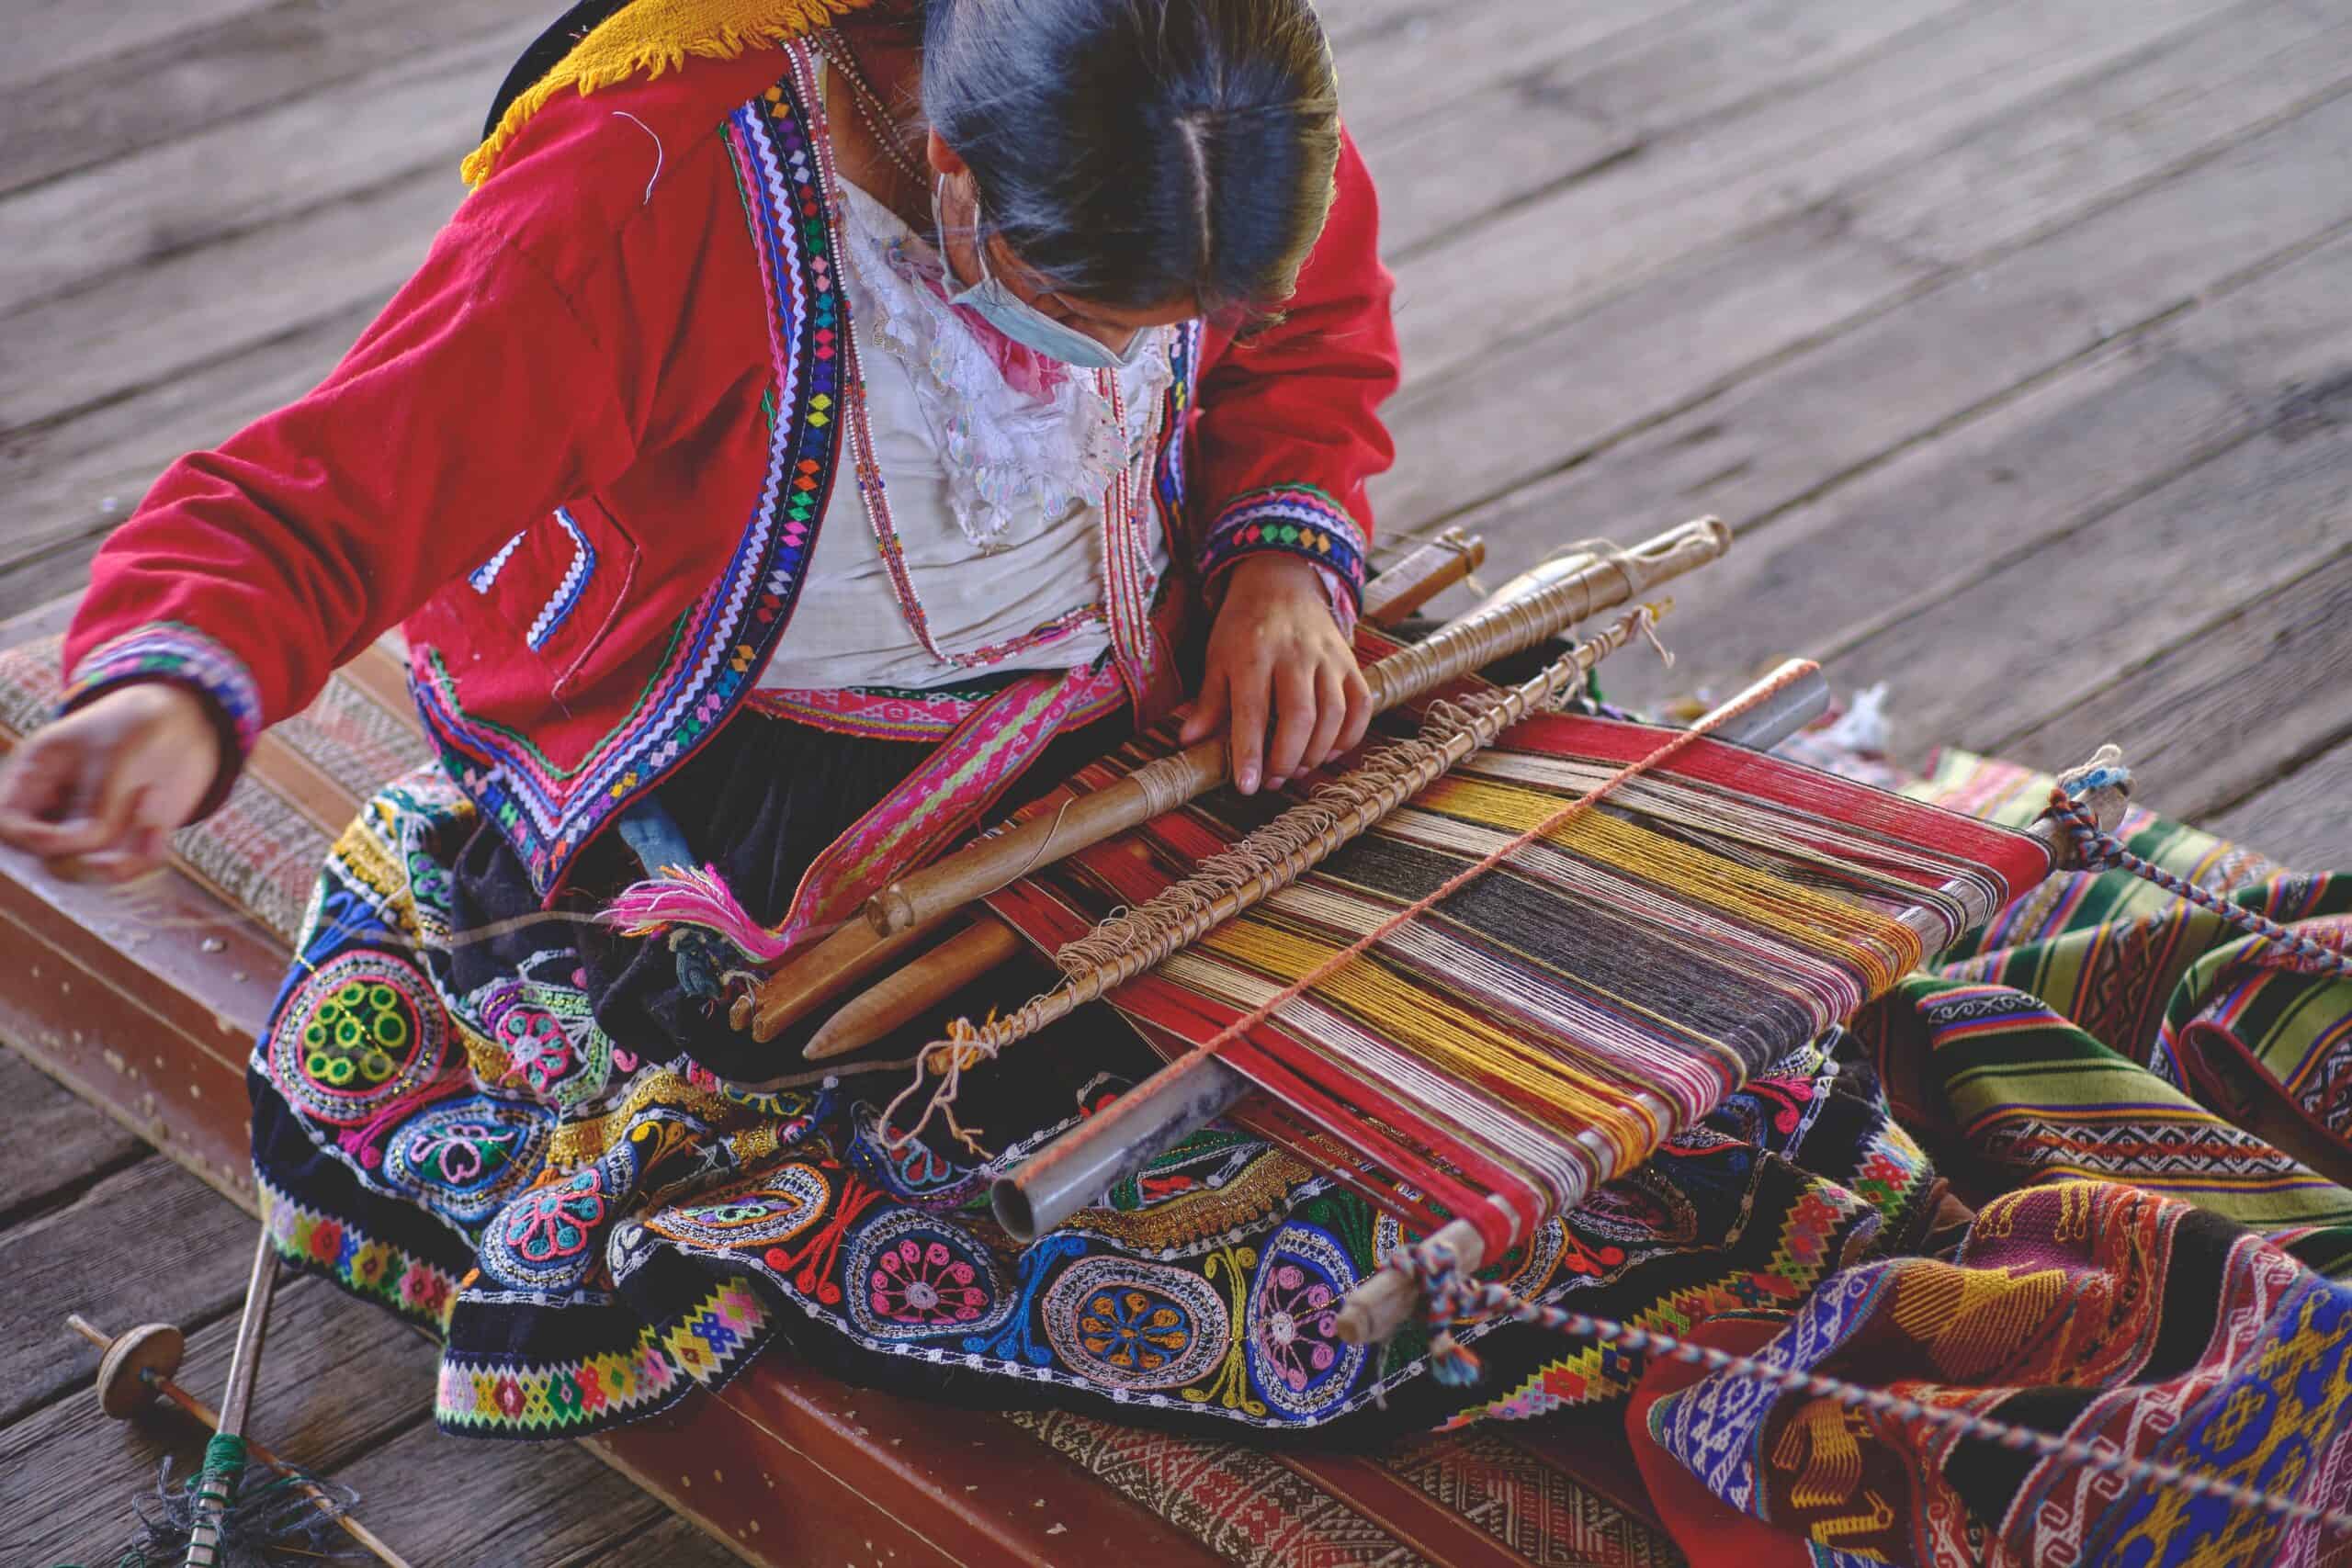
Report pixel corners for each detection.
[933,176,1148,371]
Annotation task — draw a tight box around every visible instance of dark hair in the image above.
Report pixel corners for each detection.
[921,0,1341,315]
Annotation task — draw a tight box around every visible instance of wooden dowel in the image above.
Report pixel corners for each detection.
[66,1314,415,1568]
[1357,527,1484,625]
[805,919,1025,1060]
[743,531,1511,1045]
[739,917,947,1043]
[860,518,1729,942]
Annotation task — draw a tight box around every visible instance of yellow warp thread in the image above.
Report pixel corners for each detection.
[1188,921,1667,1172]
[462,0,877,188]
[1415,776,1926,996]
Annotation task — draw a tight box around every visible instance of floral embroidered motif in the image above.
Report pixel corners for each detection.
[643,1164,832,1252]
[383,1092,550,1229]
[1247,1224,1365,1417]
[1044,1258,1230,1392]
[266,950,451,1129]
[844,1212,1011,1340]
[503,1167,609,1265]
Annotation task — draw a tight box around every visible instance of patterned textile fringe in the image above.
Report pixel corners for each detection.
[606,861,792,964]
[889,603,1672,1153]
[1384,1236,2352,1538]
[462,0,876,186]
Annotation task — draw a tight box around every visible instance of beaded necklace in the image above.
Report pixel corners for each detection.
[789,44,1167,694]
[810,28,930,190]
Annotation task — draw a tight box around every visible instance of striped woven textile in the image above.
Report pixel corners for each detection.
[986,712,2054,1258]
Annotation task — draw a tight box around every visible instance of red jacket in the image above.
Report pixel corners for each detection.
[62,41,1399,894]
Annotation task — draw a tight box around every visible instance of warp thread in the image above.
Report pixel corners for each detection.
[885,604,1678,1155]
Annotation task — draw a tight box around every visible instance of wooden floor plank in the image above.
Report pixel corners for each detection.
[0,151,464,437]
[0,25,537,316]
[1823,427,2352,759]
[0,1156,258,1427]
[0,0,277,94]
[550,1513,747,1568]
[1377,0,2352,543]
[1995,544,2352,820]
[329,1418,673,1566]
[2209,739,2352,871]
[1572,224,2352,721]
[0,0,547,199]
[0,1275,431,1568]
[1388,0,2253,389]
[0,300,382,618]
[1353,0,1957,261]
[0,1045,147,1226]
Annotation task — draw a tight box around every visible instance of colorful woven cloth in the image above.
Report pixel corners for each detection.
[1649,1182,2352,1565]
[1628,744,2352,1564]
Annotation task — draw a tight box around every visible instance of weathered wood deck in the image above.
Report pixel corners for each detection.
[4,0,2347,1562]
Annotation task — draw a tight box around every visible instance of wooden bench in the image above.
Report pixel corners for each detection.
[0,594,1679,1568]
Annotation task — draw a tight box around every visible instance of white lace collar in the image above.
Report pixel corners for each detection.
[833,178,1177,552]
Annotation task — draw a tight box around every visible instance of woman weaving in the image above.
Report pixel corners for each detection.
[0,0,1465,1435]
[10,4,2352,1562]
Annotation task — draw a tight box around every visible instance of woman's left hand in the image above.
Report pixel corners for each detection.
[1182,554,1373,795]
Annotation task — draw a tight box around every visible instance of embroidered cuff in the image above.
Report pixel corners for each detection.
[62,623,262,817]
[1198,486,1371,613]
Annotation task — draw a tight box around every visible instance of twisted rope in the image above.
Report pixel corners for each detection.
[1388,1236,2352,1538]
[2047,769,2352,978]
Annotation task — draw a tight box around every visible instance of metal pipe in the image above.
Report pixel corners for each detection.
[991,668,1832,1242]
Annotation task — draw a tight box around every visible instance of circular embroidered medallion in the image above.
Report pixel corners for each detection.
[478,1163,615,1289]
[1247,1223,1365,1417]
[843,1212,1010,1341]
[1375,1213,1569,1323]
[646,1164,832,1253]
[267,950,449,1127]
[1042,1256,1229,1392]
[382,1092,551,1230]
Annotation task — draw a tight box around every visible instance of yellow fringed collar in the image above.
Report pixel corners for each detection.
[463,0,876,187]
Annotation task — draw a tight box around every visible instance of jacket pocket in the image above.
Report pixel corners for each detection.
[465,499,640,698]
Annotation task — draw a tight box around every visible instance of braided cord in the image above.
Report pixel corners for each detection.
[1389,1240,2352,1538]
[2047,777,2352,978]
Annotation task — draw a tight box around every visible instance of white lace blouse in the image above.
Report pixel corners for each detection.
[756,177,1175,694]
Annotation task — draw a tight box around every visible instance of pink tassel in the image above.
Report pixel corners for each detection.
[605,863,793,964]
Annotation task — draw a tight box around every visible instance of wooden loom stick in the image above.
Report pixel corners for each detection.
[730,533,1487,1043]
[1355,526,1485,624]
[866,605,1688,1168]
[857,518,1731,942]
[182,1229,279,1568]
[735,520,1634,1043]
[1329,743,2136,1347]
[805,600,1670,1063]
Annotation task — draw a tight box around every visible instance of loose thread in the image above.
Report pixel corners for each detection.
[1388,1236,2352,1538]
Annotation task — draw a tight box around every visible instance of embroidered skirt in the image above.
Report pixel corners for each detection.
[248,707,1936,1440]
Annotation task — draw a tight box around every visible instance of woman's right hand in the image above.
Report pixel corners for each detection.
[0,682,222,883]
